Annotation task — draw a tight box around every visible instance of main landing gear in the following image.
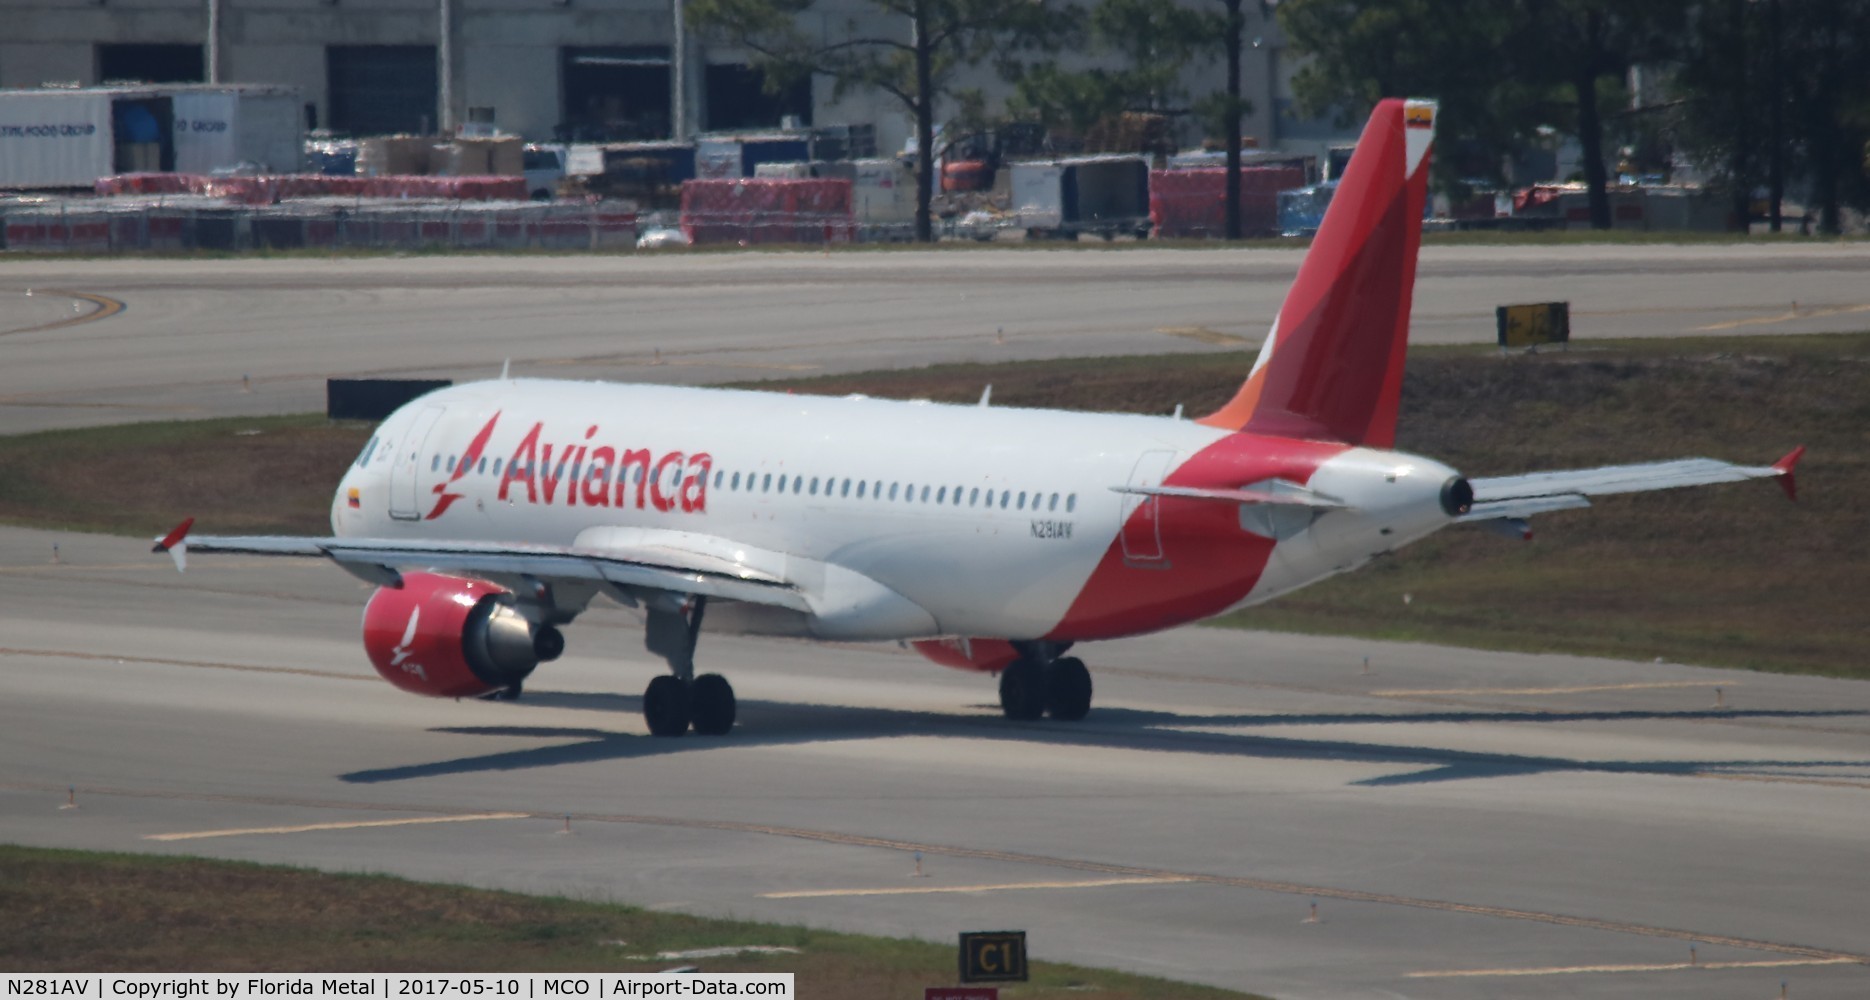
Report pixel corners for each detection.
[641,596,737,737]
[998,643,1093,722]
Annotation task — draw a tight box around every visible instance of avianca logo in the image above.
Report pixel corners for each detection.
[426,411,502,520]
[390,606,427,682]
[424,414,712,520]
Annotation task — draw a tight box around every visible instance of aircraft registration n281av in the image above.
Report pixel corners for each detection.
[155,98,1802,738]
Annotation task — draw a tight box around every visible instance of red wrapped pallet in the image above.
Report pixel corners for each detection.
[680,178,854,245]
[1148,166,1304,238]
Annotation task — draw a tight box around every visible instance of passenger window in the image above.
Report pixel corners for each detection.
[889,483,899,500]
[493,458,503,476]
[937,486,947,503]
[841,479,851,497]
[714,470,724,488]
[776,474,788,492]
[969,487,979,506]
[955,485,964,505]
[731,471,741,490]
[1067,494,1077,512]
[794,477,803,494]
[762,473,772,492]
[447,456,457,472]
[810,477,819,495]
[1049,493,1059,511]
[1000,490,1010,509]
[857,480,866,498]
[920,485,930,502]
[478,457,487,475]
[1018,491,1027,510]
[430,455,440,472]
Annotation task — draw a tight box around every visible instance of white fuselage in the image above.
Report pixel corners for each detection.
[334,379,1460,642]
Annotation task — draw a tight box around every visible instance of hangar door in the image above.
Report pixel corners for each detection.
[98,44,204,84]
[561,47,670,141]
[328,46,438,136]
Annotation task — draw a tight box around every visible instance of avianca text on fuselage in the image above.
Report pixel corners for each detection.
[426,413,711,520]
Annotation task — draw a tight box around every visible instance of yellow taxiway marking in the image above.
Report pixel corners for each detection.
[1409,957,1860,978]
[763,877,1191,899]
[1372,681,1722,698]
[1158,325,1254,346]
[0,646,370,683]
[3,289,127,336]
[146,812,530,841]
[1695,303,1870,331]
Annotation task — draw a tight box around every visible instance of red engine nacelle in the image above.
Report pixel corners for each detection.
[911,637,1021,673]
[363,572,550,698]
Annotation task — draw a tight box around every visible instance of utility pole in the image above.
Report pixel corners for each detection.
[1766,0,1782,232]
[673,0,688,141]
[206,0,221,83]
[438,0,455,134]
[1223,0,1243,240]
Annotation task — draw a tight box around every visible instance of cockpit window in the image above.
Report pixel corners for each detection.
[354,436,378,468]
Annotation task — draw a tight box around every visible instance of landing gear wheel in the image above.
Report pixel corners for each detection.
[689,673,737,736]
[999,659,1047,721]
[1045,657,1092,721]
[644,674,691,737]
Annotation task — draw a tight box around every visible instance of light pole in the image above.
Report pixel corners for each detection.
[673,0,688,141]
[439,0,455,134]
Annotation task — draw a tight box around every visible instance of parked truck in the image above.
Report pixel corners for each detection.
[0,84,304,189]
[1009,155,1152,240]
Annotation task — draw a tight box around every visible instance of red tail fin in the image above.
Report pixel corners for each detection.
[1199,98,1436,446]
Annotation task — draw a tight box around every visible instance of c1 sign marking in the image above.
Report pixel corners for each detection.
[959,930,1028,983]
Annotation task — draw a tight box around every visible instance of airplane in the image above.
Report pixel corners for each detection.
[154,98,1803,738]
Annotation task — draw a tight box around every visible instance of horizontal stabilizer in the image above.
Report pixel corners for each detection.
[1462,449,1804,525]
[1472,455,1796,503]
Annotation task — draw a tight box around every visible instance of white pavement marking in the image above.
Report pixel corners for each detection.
[1408,957,1861,978]
[762,877,1192,899]
[1372,681,1723,697]
[145,812,531,841]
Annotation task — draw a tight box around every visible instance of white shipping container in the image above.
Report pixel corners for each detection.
[172,89,303,174]
[850,158,913,223]
[0,90,112,188]
[1010,162,1065,229]
[1,85,302,189]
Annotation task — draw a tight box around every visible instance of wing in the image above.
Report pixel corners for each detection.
[151,529,810,612]
[1458,447,1804,530]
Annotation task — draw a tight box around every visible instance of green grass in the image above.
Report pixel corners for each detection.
[0,845,1262,999]
[4,333,1865,678]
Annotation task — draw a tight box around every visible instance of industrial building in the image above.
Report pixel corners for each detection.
[1,0,1328,155]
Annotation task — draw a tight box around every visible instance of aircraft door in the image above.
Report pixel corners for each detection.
[389,405,447,520]
[1119,450,1175,563]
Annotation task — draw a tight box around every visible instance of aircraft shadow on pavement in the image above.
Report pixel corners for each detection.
[337,690,1870,788]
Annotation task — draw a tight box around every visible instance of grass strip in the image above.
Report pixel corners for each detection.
[0,845,1261,999]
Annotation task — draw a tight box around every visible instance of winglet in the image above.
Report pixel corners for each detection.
[1772,445,1806,501]
[152,517,194,572]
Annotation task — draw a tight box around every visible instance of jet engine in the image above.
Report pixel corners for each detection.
[362,572,559,697]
